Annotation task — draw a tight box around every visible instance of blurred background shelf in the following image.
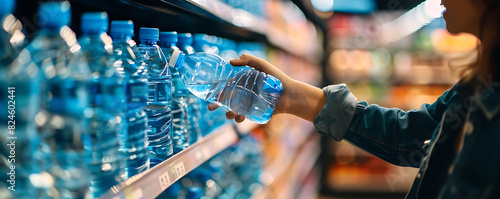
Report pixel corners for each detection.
[64,0,323,63]
[251,123,319,199]
[100,124,238,199]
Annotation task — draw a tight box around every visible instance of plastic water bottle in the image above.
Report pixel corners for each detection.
[193,35,230,133]
[0,0,41,198]
[193,34,218,54]
[159,31,189,154]
[169,48,283,124]
[78,12,124,197]
[177,33,203,144]
[138,28,173,167]
[109,20,150,178]
[218,38,238,61]
[28,1,90,198]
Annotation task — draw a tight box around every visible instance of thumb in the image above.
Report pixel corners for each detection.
[229,57,248,67]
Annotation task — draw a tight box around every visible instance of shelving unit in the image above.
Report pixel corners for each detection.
[251,127,320,199]
[70,0,322,62]
[100,124,239,199]
[62,1,324,198]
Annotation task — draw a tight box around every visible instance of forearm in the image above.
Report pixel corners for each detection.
[283,80,326,122]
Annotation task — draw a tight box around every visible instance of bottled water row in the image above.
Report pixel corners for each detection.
[162,135,264,199]
[1,0,281,198]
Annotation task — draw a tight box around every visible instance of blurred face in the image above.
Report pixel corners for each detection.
[441,0,486,36]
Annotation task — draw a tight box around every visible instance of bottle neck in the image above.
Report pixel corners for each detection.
[169,48,184,68]
[82,31,106,37]
[111,35,133,42]
[140,40,158,46]
[159,41,176,48]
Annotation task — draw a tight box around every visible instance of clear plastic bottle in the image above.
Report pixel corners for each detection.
[138,27,173,167]
[109,20,150,178]
[78,12,123,197]
[0,0,40,198]
[27,1,90,198]
[159,31,189,154]
[193,34,229,133]
[218,38,238,61]
[177,33,203,144]
[169,48,283,124]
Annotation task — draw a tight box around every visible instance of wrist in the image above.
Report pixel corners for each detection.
[283,80,326,122]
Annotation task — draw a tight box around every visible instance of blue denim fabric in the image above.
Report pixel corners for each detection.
[314,81,500,199]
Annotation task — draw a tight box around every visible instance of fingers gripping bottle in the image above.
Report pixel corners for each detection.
[169,49,283,124]
[138,28,173,167]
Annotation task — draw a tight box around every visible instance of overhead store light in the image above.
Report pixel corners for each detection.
[312,0,376,14]
[380,0,444,43]
[311,0,334,12]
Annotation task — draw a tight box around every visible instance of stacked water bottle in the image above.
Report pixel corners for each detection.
[0,0,282,198]
[162,135,264,199]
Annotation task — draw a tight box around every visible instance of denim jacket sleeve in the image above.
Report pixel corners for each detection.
[313,84,456,167]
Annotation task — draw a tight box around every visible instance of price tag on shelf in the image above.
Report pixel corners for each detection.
[170,162,186,179]
[174,162,186,178]
[159,171,171,190]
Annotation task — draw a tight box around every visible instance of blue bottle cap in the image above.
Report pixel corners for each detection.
[0,0,15,16]
[193,33,207,42]
[81,12,108,34]
[186,187,203,199]
[178,33,193,45]
[139,27,159,41]
[160,31,178,43]
[158,31,178,48]
[38,1,71,29]
[110,20,134,37]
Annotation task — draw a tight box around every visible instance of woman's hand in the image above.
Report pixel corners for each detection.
[209,54,326,123]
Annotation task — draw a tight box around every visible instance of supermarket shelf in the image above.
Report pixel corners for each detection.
[283,134,320,199]
[69,0,320,61]
[100,123,238,199]
[252,129,319,199]
[70,0,266,41]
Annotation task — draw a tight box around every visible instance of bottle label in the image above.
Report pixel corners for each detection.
[88,81,123,112]
[147,81,172,105]
[126,82,148,103]
[47,77,88,115]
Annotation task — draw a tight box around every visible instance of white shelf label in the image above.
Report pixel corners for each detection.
[159,171,171,190]
[174,162,186,179]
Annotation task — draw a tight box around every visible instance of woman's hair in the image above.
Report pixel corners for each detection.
[461,0,500,85]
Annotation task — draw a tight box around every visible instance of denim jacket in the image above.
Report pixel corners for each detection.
[314,79,500,199]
